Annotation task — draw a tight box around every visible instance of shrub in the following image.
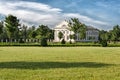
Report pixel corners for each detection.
[61,39,66,44]
[69,40,72,44]
[101,40,107,47]
[41,38,48,46]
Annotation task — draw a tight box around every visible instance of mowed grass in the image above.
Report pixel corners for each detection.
[0,47,120,80]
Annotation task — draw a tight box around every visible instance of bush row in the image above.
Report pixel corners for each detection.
[0,43,101,47]
[1,42,120,47]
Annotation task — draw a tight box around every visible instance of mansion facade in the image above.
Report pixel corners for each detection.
[54,21,99,42]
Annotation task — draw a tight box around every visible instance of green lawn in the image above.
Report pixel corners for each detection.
[0,47,120,80]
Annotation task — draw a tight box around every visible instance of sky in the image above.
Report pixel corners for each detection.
[0,0,120,30]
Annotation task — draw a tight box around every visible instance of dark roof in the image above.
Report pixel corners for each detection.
[86,26,99,31]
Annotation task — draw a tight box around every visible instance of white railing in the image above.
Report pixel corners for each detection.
[0,39,41,43]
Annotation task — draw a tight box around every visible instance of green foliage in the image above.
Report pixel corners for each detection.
[27,26,38,39]
[37,25,50,38]
[69,34,73,39]
[40,38,48,46]
[99,30,107,41]
[69,40,72,44]
[58,31,63,40]
[36,25,54,41]
[61,39,66,44]
[0,21,4,35]
[31,31,37,38]
[20,24,27,39]
[47,30,54,41]
[99,25,120,44]
[111,25,120,42]
[4,14,20,39]
[0,15,55,41]
[69,34,76,39]
[79,24,86,39]
[0,42,101,47]
[68,18,86,39]
[101,40,108,47]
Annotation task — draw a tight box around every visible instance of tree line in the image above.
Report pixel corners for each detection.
[0,14,54,42]
[99,25,120,43]
[67,18,120,46]
[0,14,120,45]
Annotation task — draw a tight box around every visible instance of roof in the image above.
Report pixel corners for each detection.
[54,21,70,29]
[87,26,99,31]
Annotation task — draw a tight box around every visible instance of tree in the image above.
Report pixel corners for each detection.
[47,30,54,42]
[99,30,108,47]
[101,40,107,47]
[99,30,108,41]
[20,24,28,40]
[37,25,50,38]
[0,21,4,38]
[99,25,120,44]
[36,25,54,44]
[41,38,48,46]
[27,26,37,39]
[68,18,86,40]
[31,31,37,38]
[111,25,120,43]
[69,34,73,40]
[4,14,20,39]
[58,31,63,41]
[106,31,111,43]
[69,34,75,43]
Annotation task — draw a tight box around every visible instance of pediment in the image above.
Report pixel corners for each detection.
[55,21,69,29]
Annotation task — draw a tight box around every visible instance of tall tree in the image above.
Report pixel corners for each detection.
[20,24,28,39]
[106,31,111,43]
[0,21,4,36]
[68,18,86,40]
[4,14,20,39]
[99,30,108,47]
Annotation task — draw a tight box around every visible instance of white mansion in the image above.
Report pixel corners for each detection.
[54,21,99,42]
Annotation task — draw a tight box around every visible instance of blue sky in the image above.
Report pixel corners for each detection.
[0,0,120,30]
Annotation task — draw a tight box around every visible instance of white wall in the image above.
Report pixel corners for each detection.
[54,29,74,42]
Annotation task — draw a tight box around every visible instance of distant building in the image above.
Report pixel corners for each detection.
[54,21,99,42]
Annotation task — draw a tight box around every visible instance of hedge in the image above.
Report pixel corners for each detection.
[0,42,101,47]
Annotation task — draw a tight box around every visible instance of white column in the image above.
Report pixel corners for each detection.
[56,30,59,42]
[65,30,67,41]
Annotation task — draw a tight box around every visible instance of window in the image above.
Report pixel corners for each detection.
[67,36,69,40]
[67,31,69,34]
[62,31,65,34]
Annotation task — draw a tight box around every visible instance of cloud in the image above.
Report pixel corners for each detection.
[0,0,109,30]
[63,13,109,29]
[0,0,63,26]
